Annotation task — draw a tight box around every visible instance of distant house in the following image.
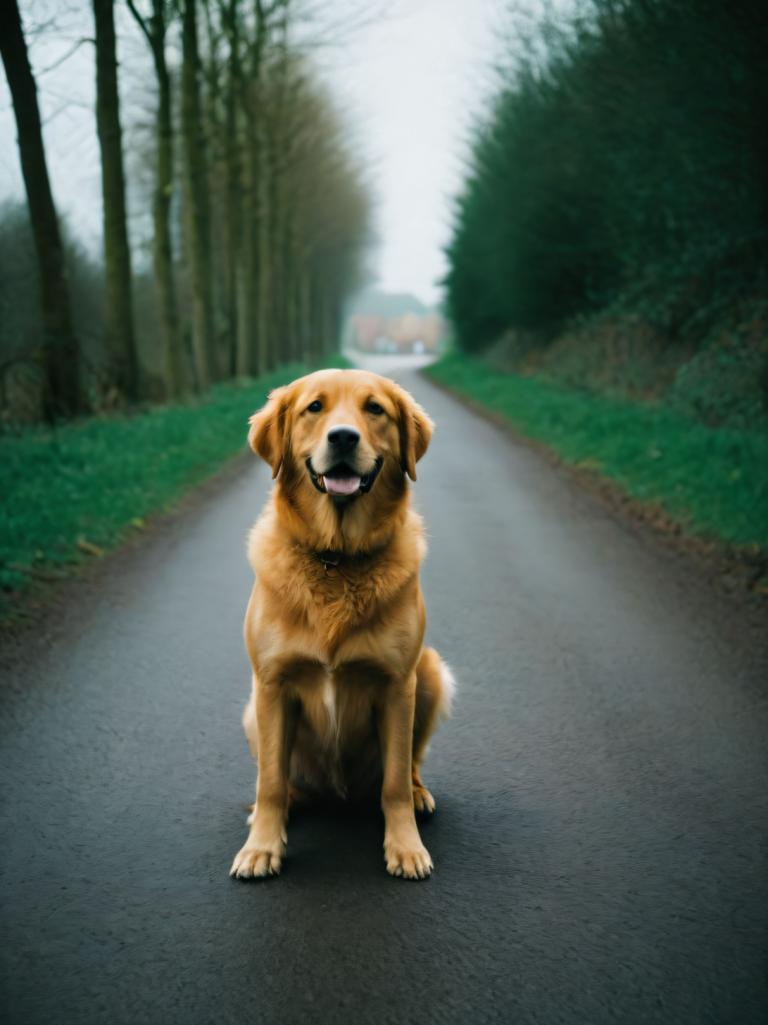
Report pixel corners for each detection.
[349,311,444,353]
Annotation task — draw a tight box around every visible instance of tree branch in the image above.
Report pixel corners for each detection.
[37,37,91,76]
[125,0,154,51]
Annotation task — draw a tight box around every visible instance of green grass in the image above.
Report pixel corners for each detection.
[0,360,347,607]
[427,352,768,551]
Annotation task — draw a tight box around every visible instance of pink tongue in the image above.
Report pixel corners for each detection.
[323,474,361,496]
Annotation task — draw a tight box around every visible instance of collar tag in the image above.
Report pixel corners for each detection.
[317,550,342,572]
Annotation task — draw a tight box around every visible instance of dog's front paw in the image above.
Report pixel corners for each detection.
[384,838,433,880]
[230,839,285,879]
[413,783,436,816]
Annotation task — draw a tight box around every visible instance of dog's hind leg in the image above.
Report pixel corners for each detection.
[412,647,455,815]
[242,678,259,760]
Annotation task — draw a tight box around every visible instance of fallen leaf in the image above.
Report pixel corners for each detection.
[77,538,104,557]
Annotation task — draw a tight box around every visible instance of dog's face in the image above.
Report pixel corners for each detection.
[248,369,433,503]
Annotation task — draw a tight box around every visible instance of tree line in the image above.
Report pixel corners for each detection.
[0,0,371,422]
[446,0,768,358]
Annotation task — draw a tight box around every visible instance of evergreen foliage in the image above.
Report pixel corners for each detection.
[446,0,768,353]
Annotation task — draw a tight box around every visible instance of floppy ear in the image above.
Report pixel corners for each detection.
[396,387,434,481]
[248,385,290,478]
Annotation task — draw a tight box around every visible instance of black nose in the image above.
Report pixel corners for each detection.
[327,426,360,452]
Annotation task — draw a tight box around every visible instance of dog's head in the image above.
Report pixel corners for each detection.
[248,368,433,512]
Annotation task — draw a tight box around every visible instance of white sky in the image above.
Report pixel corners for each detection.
[0,0,506,307]
[323,0,504,304]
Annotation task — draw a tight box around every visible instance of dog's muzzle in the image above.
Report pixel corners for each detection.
[306,457,383,498]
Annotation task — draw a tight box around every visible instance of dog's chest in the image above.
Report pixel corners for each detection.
[287,657,385,748]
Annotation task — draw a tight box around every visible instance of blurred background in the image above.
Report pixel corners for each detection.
[1,0,766,597]
[1,0,497,417]
[3,0,767,420]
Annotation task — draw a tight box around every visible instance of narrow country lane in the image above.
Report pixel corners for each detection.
[1,358,766,1025]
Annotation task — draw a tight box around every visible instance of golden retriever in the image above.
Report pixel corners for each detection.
[230,368,454,881]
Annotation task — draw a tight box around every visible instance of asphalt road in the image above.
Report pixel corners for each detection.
[1,358,767,1025]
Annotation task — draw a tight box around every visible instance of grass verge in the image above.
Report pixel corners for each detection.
[426,352,768,558]
[0,360,346,617]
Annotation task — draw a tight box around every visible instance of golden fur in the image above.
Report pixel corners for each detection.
[230,368,453,881]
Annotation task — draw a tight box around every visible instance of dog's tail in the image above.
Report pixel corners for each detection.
[418,646,456,721]
[437,657,456,719]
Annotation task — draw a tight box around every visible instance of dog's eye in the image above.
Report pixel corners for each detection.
[366,401,384,415]
[307,400,323,413]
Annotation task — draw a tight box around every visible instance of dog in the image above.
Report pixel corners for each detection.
[230,368,454,881]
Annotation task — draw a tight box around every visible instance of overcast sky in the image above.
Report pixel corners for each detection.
[0,0,506,307]
[325,0,504,304]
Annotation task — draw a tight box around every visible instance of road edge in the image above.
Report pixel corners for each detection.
[422,369,768,608]
[0,448,253,652]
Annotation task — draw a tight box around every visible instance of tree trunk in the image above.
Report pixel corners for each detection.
[282,206,302,362]
[245,158,262,376]
[235,255,251,376]
[239,1,270,377]
[256,127,272,374]
[181,0,215,390]
[284,239,300,362]
[222,0,242,376]
[201,0,229,375]
[238,107,262,377]
[93,0,139,402]
[223,99,241,377]
[126,0,185,398]
[154,51,185,397]
[299,262,313,363]
[0,0,85,420]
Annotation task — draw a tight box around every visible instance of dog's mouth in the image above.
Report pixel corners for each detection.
[306,458,383,498]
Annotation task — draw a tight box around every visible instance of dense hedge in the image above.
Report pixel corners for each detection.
[446,0,768,350]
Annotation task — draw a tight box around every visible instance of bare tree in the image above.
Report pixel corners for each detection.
[236,0,268,376]
[218,0,243,375]
[269,58,370,362]
[93,0,139,402]
[189,0,371,377]
[181,0,215,389]
[201,0,236,375]
[0,0,86,420]
[126,0,185,397]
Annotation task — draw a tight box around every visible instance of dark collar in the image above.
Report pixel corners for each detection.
[311,545,386,574]
[316,549,343,572]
